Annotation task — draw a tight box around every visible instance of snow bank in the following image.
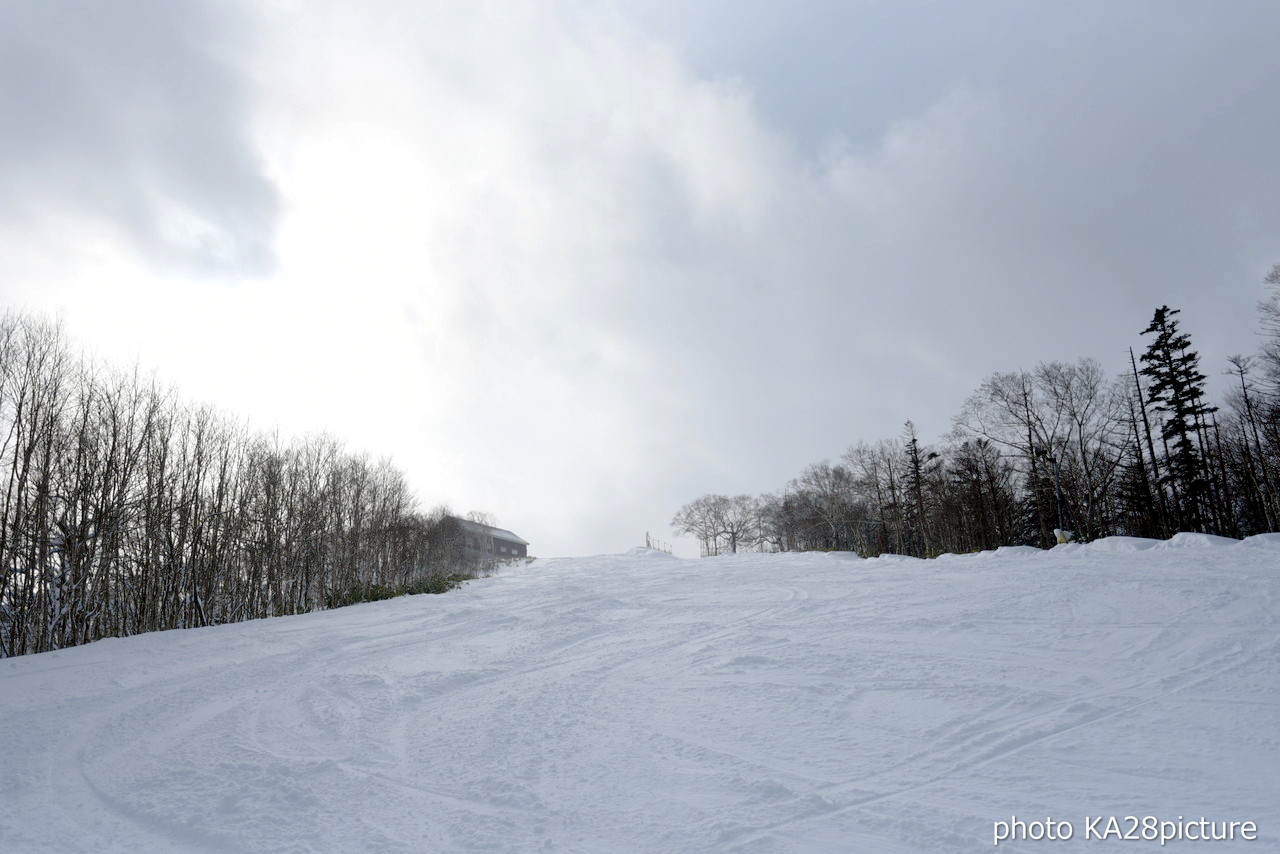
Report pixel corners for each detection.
[1078,535,1162,553]
[622,546,681,558]
[992,545,1045,559]
[2,537,1277,852]
[1153,531,1241,549]
[1239,532,1280,549]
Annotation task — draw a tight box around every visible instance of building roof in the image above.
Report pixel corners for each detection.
[454,517,530,546]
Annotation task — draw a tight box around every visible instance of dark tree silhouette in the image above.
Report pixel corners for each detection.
[1138,306,1218,530]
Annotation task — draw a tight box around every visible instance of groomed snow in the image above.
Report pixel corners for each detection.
[2,538,1277,852]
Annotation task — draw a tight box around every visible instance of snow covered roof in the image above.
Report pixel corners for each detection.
[454,517,530,546]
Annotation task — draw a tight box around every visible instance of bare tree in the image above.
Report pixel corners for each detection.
[0,310,477,657]
[671,494,726,556]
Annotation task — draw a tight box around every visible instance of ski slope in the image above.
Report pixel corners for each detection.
[2,535,1278,852]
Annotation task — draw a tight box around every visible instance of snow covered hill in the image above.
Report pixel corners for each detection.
[3,536,1278,853]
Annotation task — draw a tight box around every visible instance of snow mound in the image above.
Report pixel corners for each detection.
[622,546,680,558]
[1153,531,1240,549]
[870,553,925,563]
[992,545,1044,558]
[1238,532,1280,550]
[1079,536,1162,553]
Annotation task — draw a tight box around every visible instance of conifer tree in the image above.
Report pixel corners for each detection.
[901,420,938,556]
[1260,263,1280,396]
[1138,306,1218,530]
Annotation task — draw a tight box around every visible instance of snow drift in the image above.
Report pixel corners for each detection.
[2,537,1277,852]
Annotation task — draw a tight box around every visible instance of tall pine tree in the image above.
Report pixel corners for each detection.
[1138,306,1218,531]
[901,420,936,556]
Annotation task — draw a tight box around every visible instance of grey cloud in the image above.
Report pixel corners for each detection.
[0,0,277,275]
[632,0,1280,399]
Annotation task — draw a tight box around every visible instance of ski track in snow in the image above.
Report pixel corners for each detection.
[2,537,1278,852]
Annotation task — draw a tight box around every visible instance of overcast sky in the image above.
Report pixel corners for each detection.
[2,1,1278,557]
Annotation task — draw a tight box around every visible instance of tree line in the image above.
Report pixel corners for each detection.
[673,270,1280,557]
[0,311,481,658]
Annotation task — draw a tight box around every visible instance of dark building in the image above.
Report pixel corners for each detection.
[452,517,530,561]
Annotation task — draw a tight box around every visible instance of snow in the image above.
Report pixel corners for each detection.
[2,539,1277,852]
[621,546,680,558]
[1240,532,1280,549]
[1152,531,1242,549]
[1077,536,1162,553]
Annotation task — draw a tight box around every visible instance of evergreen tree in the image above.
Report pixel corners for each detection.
[901,420,938,556]
[1259,263,1280,396]
[1138,306,1218,531]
